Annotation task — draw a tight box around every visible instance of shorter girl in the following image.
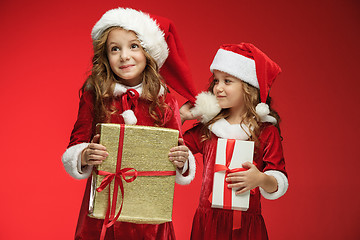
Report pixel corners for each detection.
[62,7,196,240]
[181,43,288,240]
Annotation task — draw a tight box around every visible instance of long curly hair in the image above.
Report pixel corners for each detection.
[201,76,281,149]
[80,26,171,126]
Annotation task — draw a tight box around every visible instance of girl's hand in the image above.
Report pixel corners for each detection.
[81,134,109,166]
[168,138,189,169]
[226,162,264,195]
[179,101,196,123]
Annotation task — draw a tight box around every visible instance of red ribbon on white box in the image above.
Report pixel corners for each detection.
[211,138,254,229]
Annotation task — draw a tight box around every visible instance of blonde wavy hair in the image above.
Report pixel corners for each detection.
[201,76,281,149]
[80,26,171,126]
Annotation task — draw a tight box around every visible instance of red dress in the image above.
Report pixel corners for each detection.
[183,121,288,240]
[62,85,191,240]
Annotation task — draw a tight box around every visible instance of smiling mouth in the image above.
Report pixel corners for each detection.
[119,65,134,69]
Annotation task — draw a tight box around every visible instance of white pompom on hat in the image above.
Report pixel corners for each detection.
[210,43,281,124]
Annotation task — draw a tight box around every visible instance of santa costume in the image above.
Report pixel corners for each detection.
[184,43,289,240]
[62,8,197,240]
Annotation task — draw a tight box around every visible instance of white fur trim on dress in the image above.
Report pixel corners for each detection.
[209,118,251,140]
[259,170,288,200]
[121,110,137,125]
[175,150,196,185]
[190,92,221,123]
[62,143,93,179]
[113,82,164,97]
[210,49,259,88]
[113,82,143,97]
[92,8,168,68]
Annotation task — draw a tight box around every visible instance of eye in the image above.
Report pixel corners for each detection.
[130,43,140,49]
[111,46,120,52]
[225,79,232,84]
[213,79,219,84]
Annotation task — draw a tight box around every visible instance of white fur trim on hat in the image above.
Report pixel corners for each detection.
[62,143,93,179]
[210,48,259,88]
[175,150,196,185]
[259,170,288,200]
[255,103,277,124]
[190,91,221,123]
[121,110,137,125]
[209,118,251,140]
[92,8,168,68]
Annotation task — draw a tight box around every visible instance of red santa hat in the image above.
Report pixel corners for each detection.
[91,8,197,124]
[91,7,197,102]
[193,43,281,124]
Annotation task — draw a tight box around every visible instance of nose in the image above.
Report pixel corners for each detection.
[214,83,224,93]
[120,49,130,61]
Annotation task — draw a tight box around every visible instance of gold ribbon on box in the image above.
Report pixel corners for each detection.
[88,124,179,240]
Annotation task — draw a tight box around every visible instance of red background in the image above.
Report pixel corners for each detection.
[1,0,359,239]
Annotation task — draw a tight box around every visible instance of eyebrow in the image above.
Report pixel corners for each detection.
[130,39,140,43]
[108,39,140,45]
[223,73,237,79]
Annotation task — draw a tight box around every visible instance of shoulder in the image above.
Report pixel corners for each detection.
[80,89,95,103]
[163,91,177,103]
[259,123,281,143]
[260,123,278,133]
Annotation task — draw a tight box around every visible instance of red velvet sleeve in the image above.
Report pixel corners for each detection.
[259,124,287,177]
[68,91,95,148]
[183,124,203,155]
[163,93,184,137]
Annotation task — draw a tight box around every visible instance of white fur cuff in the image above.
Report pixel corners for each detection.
[62,143,93,179]
[260,170,288,200]
[190,91,221,123]
[175,150,196,185]
[121,110,137,125]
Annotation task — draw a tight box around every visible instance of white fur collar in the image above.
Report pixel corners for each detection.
[209,118,251,140]
[113,82,165,97]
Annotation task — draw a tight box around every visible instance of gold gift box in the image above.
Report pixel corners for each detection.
[88,123,179,224]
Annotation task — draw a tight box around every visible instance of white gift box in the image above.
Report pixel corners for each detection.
[211,138,254,211]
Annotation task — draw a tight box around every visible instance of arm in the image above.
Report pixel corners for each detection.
[62,91,106,179]
[179,101,196,124]
[259,125,288,199]
[226,162,278,195]
[227,125,288,199]
[164,94,196,185]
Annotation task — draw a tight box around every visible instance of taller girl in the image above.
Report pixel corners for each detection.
[181,43,289,239]
[62,7,197,240]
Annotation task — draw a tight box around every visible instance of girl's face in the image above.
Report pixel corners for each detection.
[106,28,146,86]
[213,70,245,114]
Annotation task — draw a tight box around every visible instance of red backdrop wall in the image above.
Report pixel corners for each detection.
[1,0,359,239]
